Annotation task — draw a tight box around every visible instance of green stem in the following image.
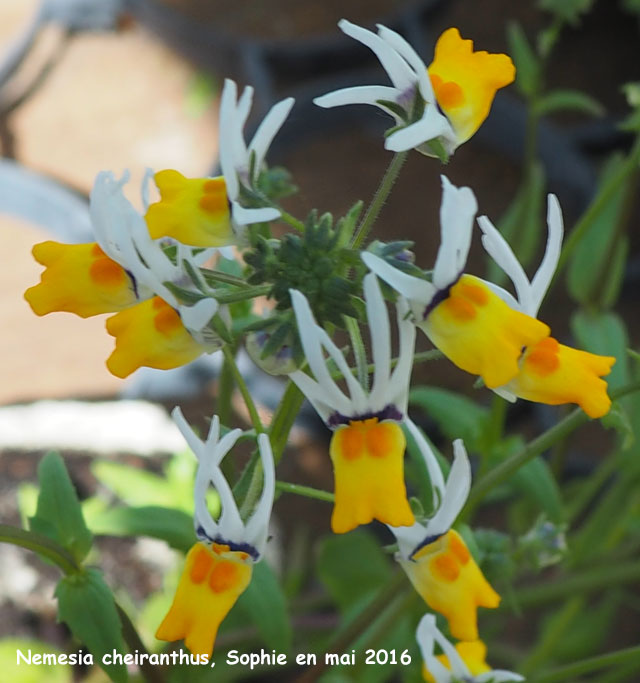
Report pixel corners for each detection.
[344,316,369,391]
[463,380,640,518]
[213,284,271,304]
[352,151,408,249]
[200,269,250,288]
[279,209,305,232]
[463,407,587,517]
[512,560,640,608]
[0,524,79,575]
[556,135,640,274]
[275,481,334,503]
[116,604,165,683]
[269,380,305,463]
[296,572,409,683]
[221,345,264,434]
[529,645,640,683]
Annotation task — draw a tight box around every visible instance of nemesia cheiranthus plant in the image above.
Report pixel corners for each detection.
[12,12,640,683]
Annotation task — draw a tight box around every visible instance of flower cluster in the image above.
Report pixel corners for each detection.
[23,17,619,677]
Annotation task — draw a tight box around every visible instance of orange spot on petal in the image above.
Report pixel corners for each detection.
[89,256,127,287]
[458,281,489,306]
[526,337,560,376]
[366,421,396,459]
[209,560,239,593]
[445,294,477,320]
[154,305,182,335]
[436,80,465,109]
[449,532,471,565]
[199,194,226,215]
[340,424,365,461]
[431,553,460,582]
[190,547,213,584]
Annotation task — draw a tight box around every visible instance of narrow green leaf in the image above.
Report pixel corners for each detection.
[599,235,629,310]
[507,22,541,98]
[512,457,564,522]
[538,0,596,24]
[535,89,604,117]
[317,530,391,613]
[90,506,196,554]
[235,562,292,653]
[30,453,92,563]
[567,155,632,306]
[55,569,128,683]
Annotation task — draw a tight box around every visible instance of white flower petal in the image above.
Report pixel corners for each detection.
[423,438,471,538]
[477,214,533,314]
[362,252,435,304]
[314,85,403,111]
[364,274,392,408]
[390,520,428,561]
[248,97,295,183]
[530,193,563,316]
[384,104,452,152]
[232,202,281,226]
[433,176,477,290]
[477,671,525,683]
[385,296,416,416]
[289,290,352,413]
[244,432,276,556]
[219,79,242,200]
[376,24,435,102]
[338,19,415,92]
[178,298,218,333]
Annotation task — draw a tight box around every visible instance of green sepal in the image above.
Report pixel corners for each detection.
[29,452,93,564]
[55,568,128,683]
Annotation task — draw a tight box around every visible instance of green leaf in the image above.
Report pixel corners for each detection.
[317,530,391,613]
[235,562,292,653]
[599,235,629,310]
[89,506,196,554]
[92,458,194,512]
[538,0,596,23]
[0,638,72,683]
[507,22,541,98]
[534,89,604,117]
[29,452,93,563]
[567,155,633,307]
[571,310,629,389]
[55,568,128,683]
[512,457,564,523]
[409,387,489,452]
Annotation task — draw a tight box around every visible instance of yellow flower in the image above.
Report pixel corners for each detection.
[156,542,252,656]
[106,296,215,378]
[479,195,615,417]
[401,529,500,642]
[157,415,275,657]
[330,418,414,534]
[424,274,550,389]
[288,274,417,534]
[24,241,140,318]
[423,640,491,682]
[314,22,514,157]
[145,170,234,248]
[428,28,515,144]
[507,337,616,418]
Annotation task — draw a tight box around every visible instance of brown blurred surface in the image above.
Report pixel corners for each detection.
[0,1,219,404]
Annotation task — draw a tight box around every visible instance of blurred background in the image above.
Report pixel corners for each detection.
[1,0,639,680]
